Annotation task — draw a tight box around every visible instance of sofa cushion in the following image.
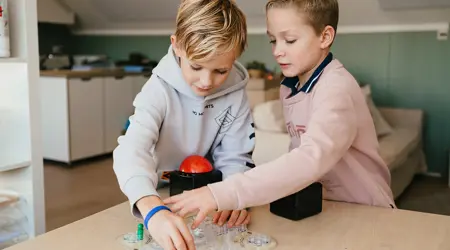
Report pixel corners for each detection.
[253,129,290,165]
[361,85,394,137]
[378,128,420,171]
[252,99,286,133]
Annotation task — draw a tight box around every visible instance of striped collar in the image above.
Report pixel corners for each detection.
[281,52,333,97]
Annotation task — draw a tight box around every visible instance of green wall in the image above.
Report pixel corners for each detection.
[38,23,74,55]
[41,27,450,176]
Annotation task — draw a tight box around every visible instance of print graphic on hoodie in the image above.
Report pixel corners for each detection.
[215,106,236,134]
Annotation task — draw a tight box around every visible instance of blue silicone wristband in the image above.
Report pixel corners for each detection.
[144,205,172,230]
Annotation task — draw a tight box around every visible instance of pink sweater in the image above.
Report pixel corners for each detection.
[208,59,396,211]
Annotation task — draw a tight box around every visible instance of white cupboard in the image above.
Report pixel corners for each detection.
[39,74,150,164]
[104,76,134,153]
[68,78,105,160]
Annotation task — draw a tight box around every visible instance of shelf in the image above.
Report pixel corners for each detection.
[0,58,27,64]
[0,110,31,173]
[0,161,30,173]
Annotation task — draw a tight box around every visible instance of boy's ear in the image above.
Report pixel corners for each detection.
[170,35,182,57]
[320,25,335,49]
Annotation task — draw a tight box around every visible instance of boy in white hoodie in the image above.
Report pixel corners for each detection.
[113,0,254,249]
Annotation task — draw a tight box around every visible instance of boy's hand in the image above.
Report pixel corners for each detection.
[137,196,195,250]
[146,210,195,250]
[164,186,217,229]
[213,210,251,228]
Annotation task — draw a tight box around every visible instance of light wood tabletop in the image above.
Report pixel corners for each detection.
[6,192,450,250]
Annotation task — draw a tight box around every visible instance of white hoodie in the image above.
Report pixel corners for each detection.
[113,46,255,217]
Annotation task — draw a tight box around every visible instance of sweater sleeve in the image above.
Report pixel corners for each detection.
[112,75,166,217]
[207,86,357,211]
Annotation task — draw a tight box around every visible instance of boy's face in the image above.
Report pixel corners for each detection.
[266,7,333,78]
[171,37,236,97]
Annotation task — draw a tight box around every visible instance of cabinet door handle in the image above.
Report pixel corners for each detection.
[115,76,124,80]
[81,77,91,81]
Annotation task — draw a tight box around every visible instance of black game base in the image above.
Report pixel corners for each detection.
[270,182,323,221]
[169,170,222,196]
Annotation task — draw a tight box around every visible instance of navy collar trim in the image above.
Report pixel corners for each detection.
[281,52,333,97]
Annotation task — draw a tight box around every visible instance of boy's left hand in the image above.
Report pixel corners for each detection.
[164,186,218,229]
[213,210,250,228]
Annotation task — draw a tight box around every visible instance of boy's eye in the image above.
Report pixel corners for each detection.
[191,65,202,71]
[216,70,228,75]
[269,40,276,44]
[286,40,297,44]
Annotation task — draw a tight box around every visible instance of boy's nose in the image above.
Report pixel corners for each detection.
[273,45,285,58]
[200,74,213,88]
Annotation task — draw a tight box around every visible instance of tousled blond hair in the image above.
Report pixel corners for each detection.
[174,0,247,63]
[266,0,339,36]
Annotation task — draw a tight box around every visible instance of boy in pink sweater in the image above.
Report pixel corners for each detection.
[165,0,396,228]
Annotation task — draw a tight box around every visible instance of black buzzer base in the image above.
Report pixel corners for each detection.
[270,182,323,221]
[169,170,222,196]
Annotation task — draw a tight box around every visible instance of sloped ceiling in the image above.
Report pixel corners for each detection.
[59,0,450,35]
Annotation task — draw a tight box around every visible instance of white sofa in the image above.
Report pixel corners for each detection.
[250,87,427,200]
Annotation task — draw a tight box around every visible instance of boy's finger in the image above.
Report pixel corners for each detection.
[170,198,191,213]
[163,195,180,204]
[176,221,195,250]
[170,202,184,213]
[243,214,251,225]
[234,210,247,226]
[163,236,176,250]
[170,229,187,250]
[227,210,240,227]
[218,210,231,226]
[178,205,196,218]
[192,210,209,229]
[213,211,221,223]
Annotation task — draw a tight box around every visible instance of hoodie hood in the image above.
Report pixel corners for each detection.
[152,45,249,101]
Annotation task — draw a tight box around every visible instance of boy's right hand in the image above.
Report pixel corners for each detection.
[137,196,195,250]
[146,210,195,250]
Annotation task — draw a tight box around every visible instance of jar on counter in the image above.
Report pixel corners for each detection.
[0,190,29,249]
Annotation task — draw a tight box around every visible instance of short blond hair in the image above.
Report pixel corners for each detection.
[174,0,247,62]
[266,0,339,36]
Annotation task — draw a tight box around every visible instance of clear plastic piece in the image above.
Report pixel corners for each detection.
[117,215,277,250]
[0,191,29,250]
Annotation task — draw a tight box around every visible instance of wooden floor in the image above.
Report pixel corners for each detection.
[44,156,127,232]
[44,156,450,232]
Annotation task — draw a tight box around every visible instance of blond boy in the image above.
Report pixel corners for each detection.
[113,0,254,249]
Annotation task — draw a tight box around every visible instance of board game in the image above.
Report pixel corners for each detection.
[117,215,277,250]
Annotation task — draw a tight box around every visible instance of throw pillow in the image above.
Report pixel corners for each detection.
[252,99,286,133]
[360,85,393,137]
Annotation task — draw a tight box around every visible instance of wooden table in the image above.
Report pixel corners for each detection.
[6,196,450,249]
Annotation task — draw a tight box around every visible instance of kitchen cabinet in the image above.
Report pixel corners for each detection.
[104,76,134,153]
[68,78,105,160]
[39,72,150,164]
[132,75,148,98]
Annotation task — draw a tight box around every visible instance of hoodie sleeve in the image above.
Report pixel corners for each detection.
[212,90,255,180]
[113,75,166,218]
[207,85,357,211]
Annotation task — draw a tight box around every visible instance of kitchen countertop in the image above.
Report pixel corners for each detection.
[40,69,152,78]
[6,188,450,250]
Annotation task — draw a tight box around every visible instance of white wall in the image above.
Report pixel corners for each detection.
[58,0,450,35]
[37,0,75,24]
